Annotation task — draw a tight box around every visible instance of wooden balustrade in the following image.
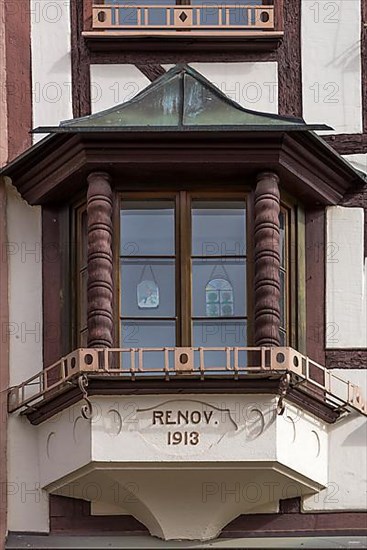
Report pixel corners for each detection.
[92,2,275,31]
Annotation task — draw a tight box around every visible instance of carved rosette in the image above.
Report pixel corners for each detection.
[254,172,281,347]
[87,172,113,348]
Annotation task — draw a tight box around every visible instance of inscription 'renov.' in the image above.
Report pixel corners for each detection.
[152,409,214,425]
[135,400,238,455]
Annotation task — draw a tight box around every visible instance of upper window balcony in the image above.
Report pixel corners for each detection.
[83,1,284,52]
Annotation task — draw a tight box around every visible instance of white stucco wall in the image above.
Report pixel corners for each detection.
[302,0,362,133]
[6,183,48,532]
[343,154,367,175]
[304,370,367,512]
[90,65,151,113]
[326,206,367,348]
[90,63,278,115]
[31,0,72,141]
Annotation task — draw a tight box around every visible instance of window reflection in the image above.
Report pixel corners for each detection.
[120,200,176,365]
[191,200,247,352]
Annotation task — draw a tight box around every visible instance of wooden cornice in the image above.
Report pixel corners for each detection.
[1,131,364,206]
[82,32,284,55]
[25,377,338,426]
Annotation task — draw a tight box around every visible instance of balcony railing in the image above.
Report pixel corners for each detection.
[92,2,275,33]
[8,346,367,417]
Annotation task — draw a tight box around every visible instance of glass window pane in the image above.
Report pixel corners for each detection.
[120,201,175,256]
[121,258,175,317]
[192,259,246,317]
[192,201,246,256]
[80,210,88,268]
[280,269,286,329]
[80,268,88,329]
[193,320,247,347]
[121,320,176,348]
[111,0,175,27]
[191,0,258,27]
[279,329,286,347]
[279,210,286,269]
[80,329,88,347]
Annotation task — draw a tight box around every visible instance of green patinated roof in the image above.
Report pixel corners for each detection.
[33,65,331,133]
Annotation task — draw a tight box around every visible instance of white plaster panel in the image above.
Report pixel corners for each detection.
[6,183,48,532]
[39,395,325,492]
[90,65,151,114]
[276,403,328,488]
[91,395,278,463]
[38,405,92,489]
[343,154,367,175]
[6,183,43,385]
[7,416,49,533]
[31,0,72,142]
[302,0,362,134]
[326,206,366,348]
[182,63,278,113]
[303,370,367,512]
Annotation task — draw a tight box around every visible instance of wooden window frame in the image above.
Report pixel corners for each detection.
[117,190,250,348]
[279,192,306,352]
[73,186,303,350]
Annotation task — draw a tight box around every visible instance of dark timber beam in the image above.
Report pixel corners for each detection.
[87,172,114,347]
[254,171,281,346]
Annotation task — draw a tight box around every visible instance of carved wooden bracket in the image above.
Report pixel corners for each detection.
[254,171,281,347]
[87,172,113,347]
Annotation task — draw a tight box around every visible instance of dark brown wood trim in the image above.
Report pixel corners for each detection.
[71,0,92,117]
[85,36,283,61]
[26,376,339,425]
[136,64,166,82]
[362,0,367,132]
[42,208,63,367]
[87,172,114,347]
[254,171,281,346]
[48,494,367,536]
[0,178,9,550]
[277,0,302,117]
[326,350,367,369]
[221,511,367,537]
[4,0,32,161]
[279,497,300,514]
[305,209,325,366]
[4,132,361,207]
[324,133,367,155]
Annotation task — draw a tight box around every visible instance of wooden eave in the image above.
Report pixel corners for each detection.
[0,130,364,206]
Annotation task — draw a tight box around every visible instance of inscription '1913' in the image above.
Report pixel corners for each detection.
[152,409,215,447]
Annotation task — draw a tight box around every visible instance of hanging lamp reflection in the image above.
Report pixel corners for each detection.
[137,265,159,309]
[206,278,234,317]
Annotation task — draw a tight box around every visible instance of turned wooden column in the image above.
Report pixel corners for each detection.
[87,172,113,348]
[254,172,281,347]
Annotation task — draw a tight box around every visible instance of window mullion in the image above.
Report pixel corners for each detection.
[178,191,192,346]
